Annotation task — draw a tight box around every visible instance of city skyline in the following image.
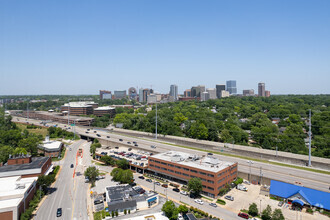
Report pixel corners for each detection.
[1,0,330,95]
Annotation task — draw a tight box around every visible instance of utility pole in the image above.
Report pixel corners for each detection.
[308,109,312,167]
[68,105,70,126]
[155,103,157,139]
[260,167,263,185]
[27,101,29,120]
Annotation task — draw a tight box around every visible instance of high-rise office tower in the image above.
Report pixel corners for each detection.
[258,83,265,97]
[216,85,226,98]
[201,92,210,101]
[226,80,237,95]
[99,90,111,100]
[143,89,150,103]
[243,89,255,96]
[170,84,178,101]
[139,88,144,102]
[206,88,217,99]
[184,89,191,97]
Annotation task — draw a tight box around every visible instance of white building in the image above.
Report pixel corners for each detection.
[0,176,37,220]
[206,88,217,99]
[201,92,210,101]
[220,90,230,98]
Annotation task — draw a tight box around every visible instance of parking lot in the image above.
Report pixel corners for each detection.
[96,145,153,169]
[221,182,329,220]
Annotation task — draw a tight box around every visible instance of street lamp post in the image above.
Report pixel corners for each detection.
[260,199,262,216]
[247,160,253,182]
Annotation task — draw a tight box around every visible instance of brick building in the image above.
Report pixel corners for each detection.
[148,151,237,198]
[38,137,63,157]
[93,106,116,117]
[0,156,52,178]
[0,176,37,220]
[61,102,98,116]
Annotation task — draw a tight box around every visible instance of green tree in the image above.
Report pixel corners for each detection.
[248,203,258,217]
[100,155,115,166]
[110,168,124,182]
[188,177,202,197]
[177,205,188,214]
[161,200,178,220]
[261,205,272,220]
[121,169,134,184]
[0,145,14,163]
[84,166,99,187]
[272,208,285,220]
[116,159,129,170]
[37,174,55,191]
[189,122,208,140]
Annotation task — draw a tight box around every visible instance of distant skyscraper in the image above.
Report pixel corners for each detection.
[206,88,217,99]
[139,88,144,102]
[114,90,127,99]
[258,83,265,97]
[170,85,178,101]
[265,90,271,97]
[191,86,200,98]
[128,87,137,99]
[243,89,255,96]
[216,85,226,99]
[226,80,237,95]
[184,89,191,97]
[143,89,150,103]
[99,90,111,100]
[201,92,210,101]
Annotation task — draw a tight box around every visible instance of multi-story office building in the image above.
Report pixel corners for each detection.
[128,87,137,100]
[169,85,178,101]
[113,90,127,99]
[61,102,98,115]
[142,89,150,103]
[265,90,271,97]
[258,83,265,97]
[201,92,210,101]
[148,151,238,198]
[99,90,112,100]
[220,90,230,98]
[139,88,144,102]
[102,93,112,100]
[206,88,217,99]
[216,85,226,98]
[191,85,205,98]
[93,106,116,117]
[243,89,255,96]
[184,89,191,97]
[226,80,237,95]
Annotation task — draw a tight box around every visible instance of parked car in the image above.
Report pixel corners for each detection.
[94,131,97,133]
[225,195,234,201]
[70,164,74,168]
[127,142,131,144]
[278,201,284,207]
[180,190,187,195]
[172,188,180,192]
[56,208,62,217]
[138,176,145,179]
[107,136,110,138]
[134,144,138,147]
[209,203,217,207]
[155,182,161,186]
[119,139,123,141]
[146,179,152,183]
[130,182,137,187]
[194,199,204,205]
[162,184,168,188]
[150,145,156,148]
[128,148,132,151]
[177,213,184,220]
[115,146,119,149]
[238,212,249,219]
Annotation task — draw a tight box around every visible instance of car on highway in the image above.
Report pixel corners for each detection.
[115,146,119,149]
[138,176,145,179]
[128,148,132,151]
[96,134,101,137]
[155,182,161,186]
[180,191,187,195]
[94,131,97,133]
[119,139,123,141]
[133,141,137,144]
[209,203,217,207]
[146,179,152,183]
[85,131,89,134]
[150,145,156,148]
[194,199,204,205]
[107,136,110,138]
[172,188,180,192]
[56,208,62,217]
[278,201,284,207]
[224,195,234,201]
[238,212,249,219]
[134,144,138,146]
[70,164,74,168]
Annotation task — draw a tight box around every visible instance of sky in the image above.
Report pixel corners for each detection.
[0,0,329,95]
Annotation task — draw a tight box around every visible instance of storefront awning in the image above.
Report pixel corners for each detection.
[147,197,157,203]
[292,200,304,206]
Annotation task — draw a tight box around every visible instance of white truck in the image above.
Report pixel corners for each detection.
[237,184,248,192]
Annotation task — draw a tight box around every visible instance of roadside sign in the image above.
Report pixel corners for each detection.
[71,124,75,126]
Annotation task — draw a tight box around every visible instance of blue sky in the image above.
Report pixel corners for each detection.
[0,0,329,95]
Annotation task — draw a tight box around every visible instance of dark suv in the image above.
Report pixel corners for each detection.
[56,208,62,217]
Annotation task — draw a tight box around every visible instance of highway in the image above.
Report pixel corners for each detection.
[35,140,90,220]
[14,117,330,193]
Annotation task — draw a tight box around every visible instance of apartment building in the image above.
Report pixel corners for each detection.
[148,151,238,198]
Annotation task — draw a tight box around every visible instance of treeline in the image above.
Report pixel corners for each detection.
[113,95,330,158]
[0,109,44,163]
[48,127,79,140]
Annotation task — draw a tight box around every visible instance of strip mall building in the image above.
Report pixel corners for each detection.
[148,151,237,198]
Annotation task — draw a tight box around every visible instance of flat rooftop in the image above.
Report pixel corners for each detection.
[0,176,37,208]
[151,151,235,172]
[63,101,96,107]
[94,106,115,110]
[33,111,94,121]
[0,157,49,175]
[39,141,62,151]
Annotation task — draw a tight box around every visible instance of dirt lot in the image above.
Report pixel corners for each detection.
[220,182,328,220]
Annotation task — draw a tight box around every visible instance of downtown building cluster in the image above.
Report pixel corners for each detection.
[99,81,270,104]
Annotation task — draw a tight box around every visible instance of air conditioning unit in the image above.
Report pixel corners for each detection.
[16,183,25,189]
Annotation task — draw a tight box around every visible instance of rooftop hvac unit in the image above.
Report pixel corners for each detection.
[16,183,25,189]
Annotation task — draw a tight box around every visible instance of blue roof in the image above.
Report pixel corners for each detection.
[270,180,330,210]
[292,200,304,206]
